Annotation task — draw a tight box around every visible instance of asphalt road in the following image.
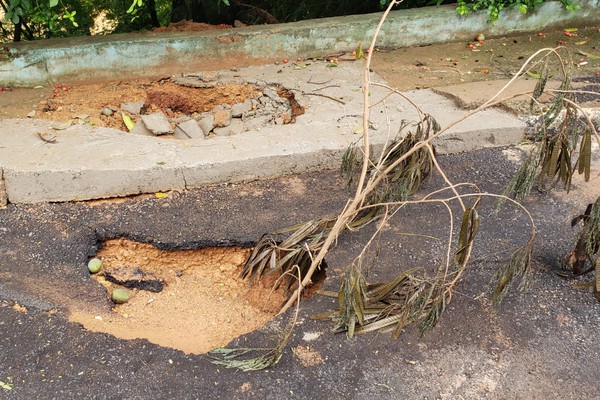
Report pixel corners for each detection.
[1,147,600,399]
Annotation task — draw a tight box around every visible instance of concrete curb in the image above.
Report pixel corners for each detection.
[1,1,599,86]
[0,62,525,203]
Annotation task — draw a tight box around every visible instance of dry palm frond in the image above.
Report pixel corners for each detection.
[562,196,600,281]
[316,203,480,339]
[529,59,549,114]
[537,130,573,192]
[241,217,335,293]
[501,50,594,205]
[208,346,284,372]
[491,236,535,304]
[498,147,542,208]
[357,115,437,202]
[209,268,302,371]
[576,128,592,182]
[242,117,437,292]
[595,257,600,302]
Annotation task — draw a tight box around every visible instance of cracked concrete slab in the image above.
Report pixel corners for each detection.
[0,62,526,203]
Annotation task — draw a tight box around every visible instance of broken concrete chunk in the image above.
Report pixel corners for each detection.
[229,118,246,135]
[197,114,215,135]
[213,126,231,137]
[120,101,145,115]
[141,112,174,135]
[263,87,284,104]
[130,120,154,136]
[231,99,253,118]
[243,115,272,131]
[172,71,223,88]
[171,115,190,124]
[213,109,232,128]
[174,119,205,140]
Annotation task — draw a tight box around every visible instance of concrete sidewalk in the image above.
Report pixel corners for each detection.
[1,1,599,86]
[0,61,525,204]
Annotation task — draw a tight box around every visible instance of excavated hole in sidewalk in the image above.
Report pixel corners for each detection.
[69,238,326,355]
[35,77,304,138]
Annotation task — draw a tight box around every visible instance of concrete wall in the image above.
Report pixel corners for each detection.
[1,0,599,86]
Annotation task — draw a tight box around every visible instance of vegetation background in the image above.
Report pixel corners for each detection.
[0,0,580,43]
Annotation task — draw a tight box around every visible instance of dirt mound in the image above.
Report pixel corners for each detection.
[152,20,231,32]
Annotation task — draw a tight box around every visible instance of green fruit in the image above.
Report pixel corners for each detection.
[111,288,130,304]
[87,258,102,274]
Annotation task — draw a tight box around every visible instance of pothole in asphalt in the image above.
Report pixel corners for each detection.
[69,238,325,355]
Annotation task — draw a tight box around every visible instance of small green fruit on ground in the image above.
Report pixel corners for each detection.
[87,258,102,274]
[111,288,130,304]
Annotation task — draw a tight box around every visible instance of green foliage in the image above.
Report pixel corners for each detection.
[456,0,580,22]
[5,0,77,28]
[1,0,95,41]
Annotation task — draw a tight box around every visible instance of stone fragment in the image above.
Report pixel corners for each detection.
[243,115,272,131]
[141,112,173,135]
[197,114,215,135]
[100,107,114,116]
[171,115,190,124]
[228,118,246,135]
[174,119,205,140]
[263,87,284,104]
[130,120,154,136]
[172,72,222,88]
[120,101,145,115]
[213,126,232,137]
[279,111,292,124]
[213,109,232,128]
[231,99,253,117]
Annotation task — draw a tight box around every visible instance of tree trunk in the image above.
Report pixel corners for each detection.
[170,0,235,25]
[13,21,21,42]
[147,0,161,27]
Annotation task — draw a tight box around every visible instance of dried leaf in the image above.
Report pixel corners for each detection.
[122,113,135,131]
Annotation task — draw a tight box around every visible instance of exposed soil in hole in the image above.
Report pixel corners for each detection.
[34,80,262,131]
[69,238,303,355]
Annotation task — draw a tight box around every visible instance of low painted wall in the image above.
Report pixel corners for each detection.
[0,0,599,86]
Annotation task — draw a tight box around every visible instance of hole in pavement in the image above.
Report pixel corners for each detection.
[69,238,325,355]
[38,76,305,139]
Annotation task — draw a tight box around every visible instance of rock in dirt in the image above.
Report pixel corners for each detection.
[100,107,114,116]
[229,118,246,135]
[120,101,146,115]
[213,109,232,128]
[231,99,253,118]
[130,120,154,136]
[141,112,174,135]
[196,114,215,135]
